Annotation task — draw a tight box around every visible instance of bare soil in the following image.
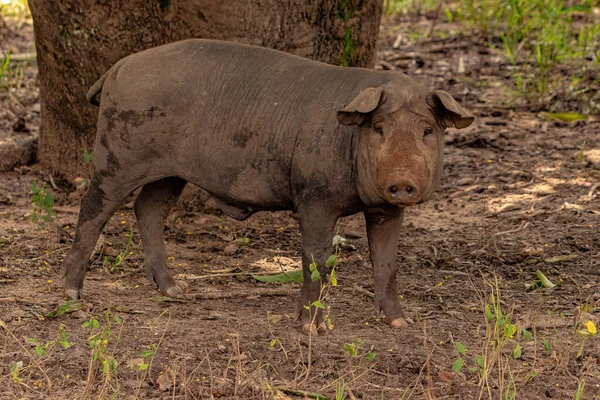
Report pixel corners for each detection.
[1,12,599,400]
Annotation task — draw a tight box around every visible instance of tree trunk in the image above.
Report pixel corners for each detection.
[28,0,383,182]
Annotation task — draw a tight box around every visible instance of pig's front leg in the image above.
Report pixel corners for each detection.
[296,206,338,335]
[365,209,413,328]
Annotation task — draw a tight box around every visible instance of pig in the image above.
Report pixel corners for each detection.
[62,39,473,334]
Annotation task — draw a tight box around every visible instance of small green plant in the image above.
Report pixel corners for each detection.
[335,378,347,400]
[455,0,600,102]
[30,181,57,223]
[575,377,585,400]
[82,312,123,397]
[0,50,11,81]
[82,148,93,164]
[452,341,467,372]
[300,245,341,382]
[343,338,376,362]
[138,344,157,371]
[9,362,24,384]
[386,0,600,110]
[542,337,551,355]
[26,324,71,358]
[103,227,134,273]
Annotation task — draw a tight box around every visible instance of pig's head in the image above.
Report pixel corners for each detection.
[337,81,474,207]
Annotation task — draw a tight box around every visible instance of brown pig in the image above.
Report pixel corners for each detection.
[62,39,473,333]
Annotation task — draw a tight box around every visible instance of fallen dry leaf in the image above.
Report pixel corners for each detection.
[156,367,176,391]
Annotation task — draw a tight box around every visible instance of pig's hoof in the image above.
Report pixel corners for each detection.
[301,322,328,335]
[389,317,412,328]
[161,285,188,299]
[64,288,81,300]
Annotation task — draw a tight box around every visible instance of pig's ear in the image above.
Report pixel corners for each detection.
[337,87,385,126]
[427,90,474,129]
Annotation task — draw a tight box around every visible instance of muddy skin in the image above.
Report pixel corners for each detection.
[64,39,474,334]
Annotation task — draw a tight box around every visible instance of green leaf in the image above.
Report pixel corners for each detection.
[344,343,357,357]
[525,370,538,383]
[311,269,320,282]
[536,270,556,288]
[542,112,586,122]
[234,237,250,246]
[311,300,325,309]
[59,325,71,349]
[82,148,93,164]
[496,309,505,327]
[326,254,337,268]
[35,345,47,357]
[452,358,463,373]
[485,304,495,321]
[27,337,39,343]
[504,324,517,339]
[45,300,84,318]
[476,354,485,369]
[269,339,277,348]
[91,319,100,329]
[543,338,551,355]
[455,342,467,356]
[139,363,149,371]
[251,269,304,283]
[365,352,376,362]
[513,343,522,359]
[330,268,337,286]
[444,7,453,23]
[140,350,154,358]
[522,328,534,341]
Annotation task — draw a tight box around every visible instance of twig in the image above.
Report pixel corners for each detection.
[493,222,529,236]
[0,319,52,392]
[437,269,470,277]
[47,174,58,190]
[136,310,171,398]
[586,182,599,200]
[351,284,375,299]
[277,387,326,400]
[426,1,444,38]
[191,288,293,300]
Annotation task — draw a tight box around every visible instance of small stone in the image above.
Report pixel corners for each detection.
[344,230,363,239]
[456,177,475,186]
[223,244,237,256]
[71,310,88,319]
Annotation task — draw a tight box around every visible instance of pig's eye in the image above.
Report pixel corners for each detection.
[424,126,433,136]
[374,126,384,135]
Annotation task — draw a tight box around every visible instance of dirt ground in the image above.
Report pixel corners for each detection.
[1,11,599,400]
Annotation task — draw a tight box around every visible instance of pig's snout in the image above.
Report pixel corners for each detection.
[385,175,420,205]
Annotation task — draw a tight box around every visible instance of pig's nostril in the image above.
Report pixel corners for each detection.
[387,182,418,202]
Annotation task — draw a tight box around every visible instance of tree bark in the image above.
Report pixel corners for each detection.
[28,0,383,181]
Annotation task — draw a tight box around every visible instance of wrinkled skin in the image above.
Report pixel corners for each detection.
[63,39,474,333]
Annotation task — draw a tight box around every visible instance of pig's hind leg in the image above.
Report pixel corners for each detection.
[134,177,187,298]
[62,174,132,300]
